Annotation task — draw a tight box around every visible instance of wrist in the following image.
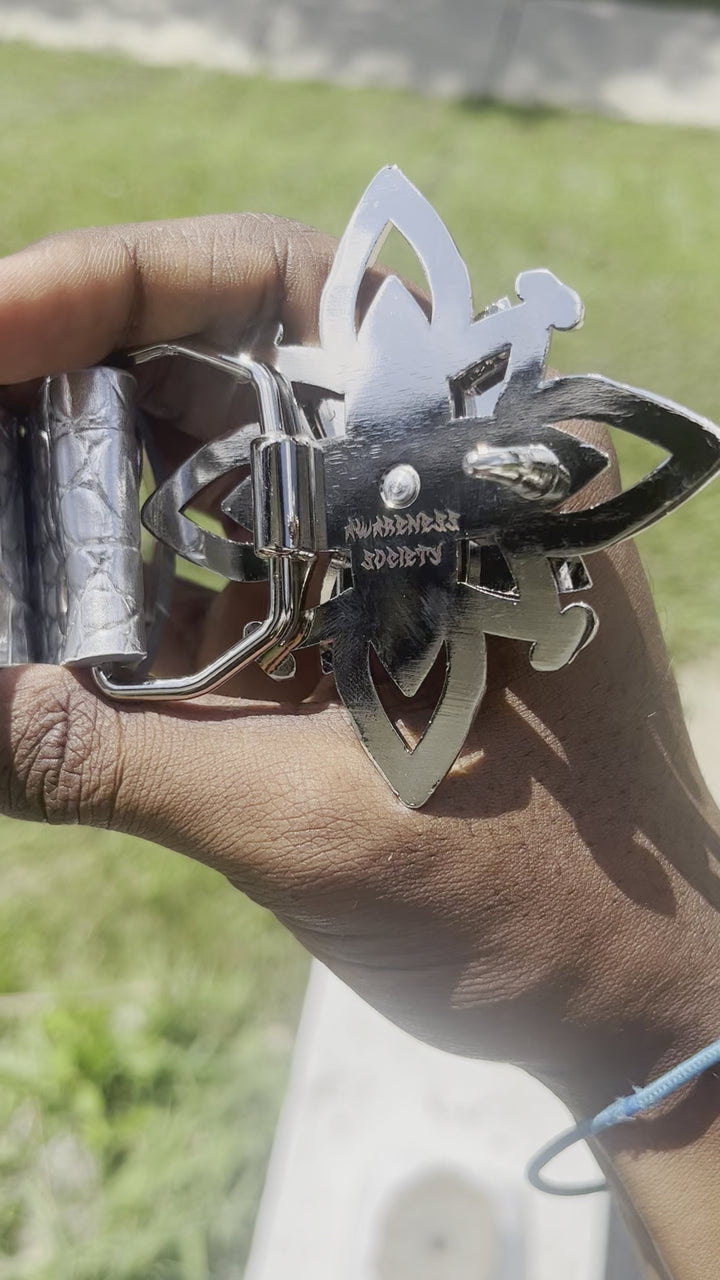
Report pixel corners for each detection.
[531,899,720,1279]
[599,1071,720,1280]
[542,796,720,1279]
[536,655,720,1116]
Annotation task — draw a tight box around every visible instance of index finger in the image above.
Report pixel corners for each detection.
[0,213,338,385]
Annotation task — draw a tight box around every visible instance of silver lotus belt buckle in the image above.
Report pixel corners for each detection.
[4,167,720,807]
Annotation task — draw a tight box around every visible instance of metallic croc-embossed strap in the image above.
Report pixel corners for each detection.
[0,368,147,667]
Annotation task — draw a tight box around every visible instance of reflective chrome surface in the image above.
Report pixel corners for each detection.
[94,555,311,700]
[142,424,267,583]
[0,407,31,665]
[31,371,146,666]
[0,370,146,667]
[461,443,570,503]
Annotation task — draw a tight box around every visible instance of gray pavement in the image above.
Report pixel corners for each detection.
[1,1,720,127]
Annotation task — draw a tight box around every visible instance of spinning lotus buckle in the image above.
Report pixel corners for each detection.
[2,168,719,806]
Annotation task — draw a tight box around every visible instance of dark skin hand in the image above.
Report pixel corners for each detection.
[1,216,720,1279]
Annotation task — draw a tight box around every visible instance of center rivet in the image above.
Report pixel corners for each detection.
[380,464,421,510]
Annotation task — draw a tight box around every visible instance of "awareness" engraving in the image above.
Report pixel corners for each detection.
[345,509,461,542]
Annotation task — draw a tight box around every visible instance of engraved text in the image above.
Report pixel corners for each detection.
[360,544,445,572]
[345,509,461,542]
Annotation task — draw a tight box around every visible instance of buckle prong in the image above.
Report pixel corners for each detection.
[93,555,311,701]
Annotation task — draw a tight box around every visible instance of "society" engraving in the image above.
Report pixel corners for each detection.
[360,544,446,572]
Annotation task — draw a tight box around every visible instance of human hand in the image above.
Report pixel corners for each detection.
[1,217,720,1279]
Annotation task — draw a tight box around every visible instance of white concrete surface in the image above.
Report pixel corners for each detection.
[497,1,720,127]
[1,1,720,128]
[0,1,260,73]
[244,965,622,1280]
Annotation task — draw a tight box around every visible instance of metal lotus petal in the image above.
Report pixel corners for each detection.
[142,424,267,582]
[499,376,720,558]
[329,584,488,808]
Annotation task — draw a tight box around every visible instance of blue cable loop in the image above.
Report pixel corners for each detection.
[527,1037,720,1196]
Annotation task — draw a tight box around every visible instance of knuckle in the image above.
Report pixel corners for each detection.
[0,671,123,826]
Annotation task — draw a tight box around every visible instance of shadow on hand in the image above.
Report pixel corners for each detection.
[428,544,720,922]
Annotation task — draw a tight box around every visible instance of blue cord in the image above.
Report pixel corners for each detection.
[527,1036,720,1196]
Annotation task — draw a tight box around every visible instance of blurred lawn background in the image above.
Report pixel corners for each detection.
[2,39,720,1279]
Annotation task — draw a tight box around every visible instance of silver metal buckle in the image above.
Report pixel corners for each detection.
[78,166,720,803]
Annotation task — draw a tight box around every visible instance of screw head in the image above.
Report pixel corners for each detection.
[380,464,421,510]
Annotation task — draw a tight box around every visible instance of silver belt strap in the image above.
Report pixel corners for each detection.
[0,368,146,667]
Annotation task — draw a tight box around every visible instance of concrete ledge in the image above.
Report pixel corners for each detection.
[0,3,261,72]
[244,963,618,1280]
[0,1,719,127]
[499,1,720,127]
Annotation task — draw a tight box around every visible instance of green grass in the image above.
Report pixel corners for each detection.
[1,40,720,1278]
[0,824,305,1279]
